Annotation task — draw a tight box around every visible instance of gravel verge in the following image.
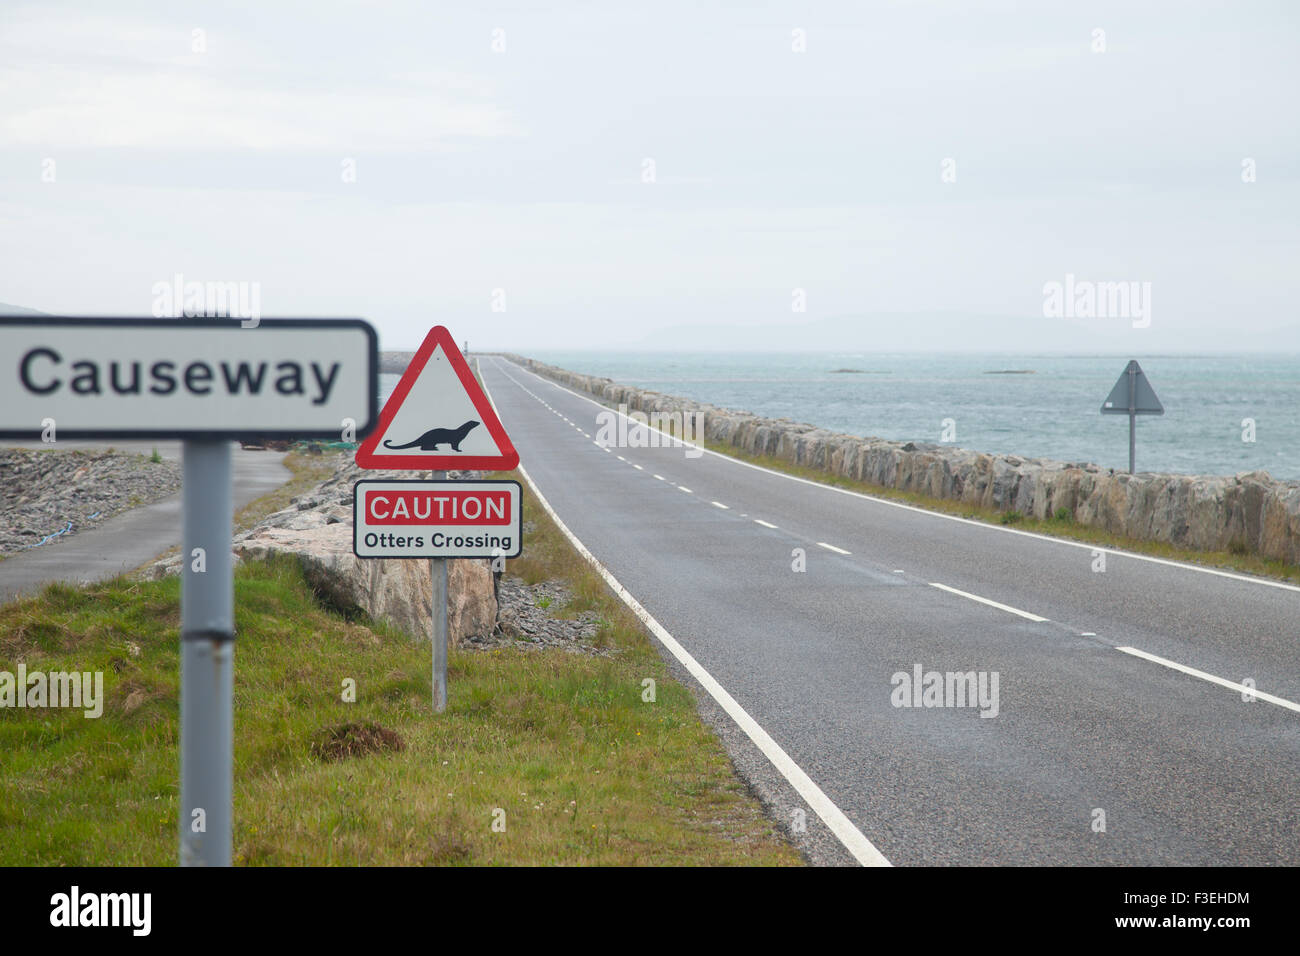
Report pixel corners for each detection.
[473,576,611,655]
[0,448,182,558]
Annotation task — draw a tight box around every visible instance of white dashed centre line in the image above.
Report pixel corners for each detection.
[653,474,665,480]
[1116,646,1300,713]
[754,519,778,529]
[817,542,851,555]
[712,501,729,509]
[679,486,693,494]
[928,582,1047,623]
[633,464,643,470]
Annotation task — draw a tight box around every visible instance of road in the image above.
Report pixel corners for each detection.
[0,441,290,603]
[478,355,1300,866]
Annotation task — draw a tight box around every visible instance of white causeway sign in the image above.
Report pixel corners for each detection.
[0,317,378,439]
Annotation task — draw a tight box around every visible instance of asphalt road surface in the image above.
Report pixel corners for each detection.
[478,355,1300,866]
[0,441,289,603]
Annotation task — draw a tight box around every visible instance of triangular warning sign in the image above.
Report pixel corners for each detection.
[355,326,519,470]
[1100,359,1164,416]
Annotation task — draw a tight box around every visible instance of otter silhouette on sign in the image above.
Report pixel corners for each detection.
[383,420,480,452]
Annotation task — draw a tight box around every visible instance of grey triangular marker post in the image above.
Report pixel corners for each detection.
[1100,360,1164,473]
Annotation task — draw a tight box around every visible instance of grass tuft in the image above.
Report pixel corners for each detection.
[310,722,405,762]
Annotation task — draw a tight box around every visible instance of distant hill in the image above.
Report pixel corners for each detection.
[0,302,45,316]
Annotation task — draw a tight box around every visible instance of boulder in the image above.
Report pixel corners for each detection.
[448,558,497,644]
[236,524,495,644]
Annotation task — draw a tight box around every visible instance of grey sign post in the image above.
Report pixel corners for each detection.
[1101,359,1164,474]
[431,469,448,712]
[180,439,235,866]
[0,316,378,867]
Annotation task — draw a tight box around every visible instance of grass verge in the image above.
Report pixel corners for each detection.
[0,473,800,866]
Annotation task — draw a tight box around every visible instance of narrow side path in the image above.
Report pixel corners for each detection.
[0,443,290,603]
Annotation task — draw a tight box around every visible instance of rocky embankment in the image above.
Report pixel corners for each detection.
[143,454,600,652]
[506,355,1300,565]
[0,449,182,557]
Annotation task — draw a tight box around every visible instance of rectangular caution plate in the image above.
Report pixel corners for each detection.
[353,479,523,559]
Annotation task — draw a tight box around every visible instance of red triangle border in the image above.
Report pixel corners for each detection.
[354,326,520,471]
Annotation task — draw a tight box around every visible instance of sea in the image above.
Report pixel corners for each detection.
[429,352,1300,483]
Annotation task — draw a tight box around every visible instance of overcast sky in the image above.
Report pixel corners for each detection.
[1,1,1296,351]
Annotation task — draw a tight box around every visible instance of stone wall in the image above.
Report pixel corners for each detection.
[507,355,1300,565]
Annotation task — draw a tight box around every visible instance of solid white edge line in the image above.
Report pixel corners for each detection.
[477,360,891,867]
[518,461,891,867]
[1116,646,1300,713]
[817,542,851,555]
[928,582,1048,622]
[497,358,1300,595]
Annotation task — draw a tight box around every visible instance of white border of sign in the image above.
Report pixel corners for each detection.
[353,479,523,559]
[0,317,378,440]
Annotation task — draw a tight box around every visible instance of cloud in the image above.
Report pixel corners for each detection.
[0,11,518,150]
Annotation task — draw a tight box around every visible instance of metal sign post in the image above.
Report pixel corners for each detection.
[431,469,448,712]
[1101,359,1164,474]
[1127,364,1137,475]
[180,439,234,867]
